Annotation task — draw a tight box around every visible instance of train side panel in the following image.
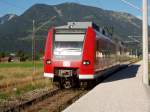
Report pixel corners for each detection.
[79,27,96,79]
[44,28,54,78]
[94,33,120,78]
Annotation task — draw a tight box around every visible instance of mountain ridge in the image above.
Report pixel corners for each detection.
[0,14,18,24]
[0,2,145,53]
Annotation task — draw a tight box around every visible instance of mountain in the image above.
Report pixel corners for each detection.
[0,3,145,53]
[0,14,17,25]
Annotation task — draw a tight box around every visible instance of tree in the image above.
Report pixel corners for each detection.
[0,52,6,58]
[16,50,28,62]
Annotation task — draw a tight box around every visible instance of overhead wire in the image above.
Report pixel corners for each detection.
[118,0,142,12]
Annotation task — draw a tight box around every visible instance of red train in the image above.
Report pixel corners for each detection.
[44,22,127,88]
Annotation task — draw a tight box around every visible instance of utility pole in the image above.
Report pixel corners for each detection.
[130,49,132,57]
[136,49,138,58]
[31,16,56,78]
[32,20,36,77]
[119,0,149,85]
[143,0,149,85]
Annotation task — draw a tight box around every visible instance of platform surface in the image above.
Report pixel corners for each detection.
[63,61,150,112]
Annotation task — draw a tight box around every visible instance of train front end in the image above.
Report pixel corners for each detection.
[44,22,96,88]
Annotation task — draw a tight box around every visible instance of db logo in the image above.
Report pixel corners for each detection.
[63,61,71,67]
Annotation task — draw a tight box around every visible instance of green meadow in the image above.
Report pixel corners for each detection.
[0,61,52,101]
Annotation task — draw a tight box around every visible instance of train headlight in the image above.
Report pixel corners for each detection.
[46,60,51,64]
[83,60,90,65]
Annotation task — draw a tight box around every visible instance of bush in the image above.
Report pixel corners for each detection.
[16,50,29,62]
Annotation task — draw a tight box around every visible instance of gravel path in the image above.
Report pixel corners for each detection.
[64,61,150,112]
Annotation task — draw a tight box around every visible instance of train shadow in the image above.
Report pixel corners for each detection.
[101,65,140,83]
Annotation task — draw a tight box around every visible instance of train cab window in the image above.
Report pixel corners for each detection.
[53,33,85,60]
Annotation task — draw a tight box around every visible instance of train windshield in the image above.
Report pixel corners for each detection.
[54,33,85,60]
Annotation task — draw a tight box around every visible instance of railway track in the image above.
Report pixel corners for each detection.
[26,89,87,112]
[0,87,60,112]
[0,86,87,112]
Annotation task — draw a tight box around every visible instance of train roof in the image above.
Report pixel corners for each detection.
[55,22,121,46]
[56,22,99,31]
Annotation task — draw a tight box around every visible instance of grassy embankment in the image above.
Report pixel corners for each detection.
[0,61,52,101]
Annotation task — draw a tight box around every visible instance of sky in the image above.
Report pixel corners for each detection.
[0,0,148,19]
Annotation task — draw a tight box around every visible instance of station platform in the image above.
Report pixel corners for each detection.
[64,61,150,112]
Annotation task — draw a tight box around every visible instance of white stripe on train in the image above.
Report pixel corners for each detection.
[44,73,102,79]
[44,73,54,78]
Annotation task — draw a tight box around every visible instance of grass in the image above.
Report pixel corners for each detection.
[0,61,43,85]
[0,79,52,100]
[0,61,52,101]
[0,61,43,68]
